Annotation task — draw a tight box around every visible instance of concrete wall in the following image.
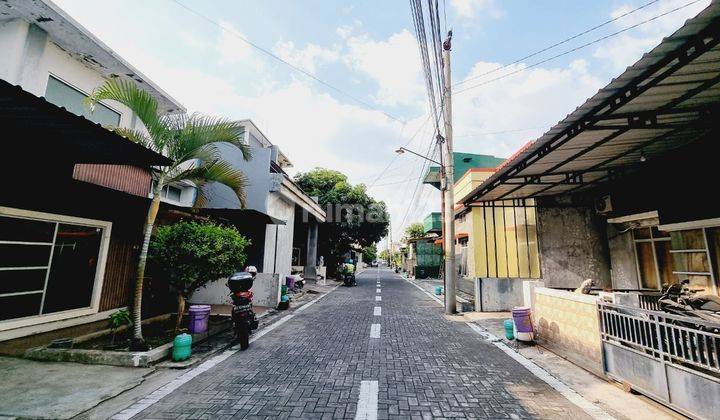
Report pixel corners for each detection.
[474,278,528,312]
[203,143,272,212]
[263,193,295,283]
[536,198,612,288]
[534,287,603,374]
[607,225,640,289]
[0,20,140,130]
[189,273,280,308]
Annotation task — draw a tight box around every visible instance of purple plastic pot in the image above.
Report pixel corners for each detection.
[188,304,211,334]
[286,276,296,289]
[511,306,534,333]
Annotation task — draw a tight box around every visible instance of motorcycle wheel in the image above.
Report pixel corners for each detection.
[236,322,250,350]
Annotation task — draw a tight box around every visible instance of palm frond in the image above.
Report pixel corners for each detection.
[167,113,252,162]
[85,78,166,143]
[169,159,248,208]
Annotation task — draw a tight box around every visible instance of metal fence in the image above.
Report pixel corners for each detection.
[598,302,720,419]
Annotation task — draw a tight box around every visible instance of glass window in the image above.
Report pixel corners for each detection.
[45,76,121,126]
[0,214,105,322]
[165,185,182,202]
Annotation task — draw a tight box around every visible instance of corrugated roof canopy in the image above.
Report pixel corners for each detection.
[462,2,720,204]
[1,79,171,166]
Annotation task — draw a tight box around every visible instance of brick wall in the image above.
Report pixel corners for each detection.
[534,287,603,374]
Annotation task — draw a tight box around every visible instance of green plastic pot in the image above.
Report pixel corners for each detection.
[172,333,192,361]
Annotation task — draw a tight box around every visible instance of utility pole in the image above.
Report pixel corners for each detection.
[441,31,456,315]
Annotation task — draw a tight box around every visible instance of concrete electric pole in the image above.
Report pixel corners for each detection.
[441,31,456,315]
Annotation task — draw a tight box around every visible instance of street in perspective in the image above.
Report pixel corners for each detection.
[1,0,719,419]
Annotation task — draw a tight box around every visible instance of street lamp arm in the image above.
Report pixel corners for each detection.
[395,147,442,166]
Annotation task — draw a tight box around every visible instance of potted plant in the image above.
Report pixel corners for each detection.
[149,221,249,332]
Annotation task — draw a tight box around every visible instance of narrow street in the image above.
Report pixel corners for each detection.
[118,269,591,419]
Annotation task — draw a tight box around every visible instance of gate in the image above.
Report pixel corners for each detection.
[598,302,720,419]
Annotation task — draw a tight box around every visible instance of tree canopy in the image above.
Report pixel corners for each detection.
[295,168,389,260]
[405,222,426,240]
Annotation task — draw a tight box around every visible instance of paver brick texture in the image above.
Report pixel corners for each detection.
[130,269,590,419]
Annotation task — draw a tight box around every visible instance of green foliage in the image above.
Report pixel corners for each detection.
[87,78,250,207]
[109,308,132,330]
[294,168,389,259]
[149,221,250,298]
[405,222,425,240]
[362,244,378,263]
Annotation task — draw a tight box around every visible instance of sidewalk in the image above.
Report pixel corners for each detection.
[0,281,341,420]
[404,276,683,420]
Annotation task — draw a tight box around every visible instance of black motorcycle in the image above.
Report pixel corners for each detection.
[227,270,259,350]
[659,279,720,328]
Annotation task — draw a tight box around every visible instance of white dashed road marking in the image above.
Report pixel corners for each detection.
[373,306,381,316]
[354,380,379,420]
[376,288,381,293]
[369,324,381,338]
[375,296,381,301]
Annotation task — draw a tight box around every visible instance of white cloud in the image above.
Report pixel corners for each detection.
[450,0,503,19]
[272,41,339,74]
[594,0,710,72]
[344,29,425,108]
[216,20,257,66]
[451,59,603,159]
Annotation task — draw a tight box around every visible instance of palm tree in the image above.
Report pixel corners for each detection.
[86,78,251,346]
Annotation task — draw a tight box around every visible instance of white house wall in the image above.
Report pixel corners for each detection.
[0,19,147,131]
[263,193,295,283]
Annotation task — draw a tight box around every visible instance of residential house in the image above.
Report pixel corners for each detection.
[422,152,541,310]
[460,4,720,417]
[0,0,189,352]
[191,120,325,308]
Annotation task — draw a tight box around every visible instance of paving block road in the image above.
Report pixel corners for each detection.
[121,268,594,419]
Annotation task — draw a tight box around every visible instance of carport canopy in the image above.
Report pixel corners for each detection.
[462,3,720,204]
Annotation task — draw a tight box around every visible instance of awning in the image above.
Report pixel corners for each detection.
[0,79,172,167]
[455,233,469,239]
[462,3,720,204]
[162,204,285,225]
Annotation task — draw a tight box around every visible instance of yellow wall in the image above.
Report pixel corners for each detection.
[534,288,602,373]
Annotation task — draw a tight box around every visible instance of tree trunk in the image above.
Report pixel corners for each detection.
[132,189,162,341]
[175,294,186,333]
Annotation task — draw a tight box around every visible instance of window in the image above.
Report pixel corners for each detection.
[151,182,184,202]
[163,185,182,202]
[632,227,672,289]
[0,210,109,323]
[45,76,121,126]
[669,229,715,294]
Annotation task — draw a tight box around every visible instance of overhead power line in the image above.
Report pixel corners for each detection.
[453,0,661,88]
[169,0,406,124]
[455,0,704,95]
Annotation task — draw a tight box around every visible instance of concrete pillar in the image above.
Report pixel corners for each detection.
[304,219,318,280]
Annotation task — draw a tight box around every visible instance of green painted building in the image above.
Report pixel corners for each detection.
[422,152,505,189]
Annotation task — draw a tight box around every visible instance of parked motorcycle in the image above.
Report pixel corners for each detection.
[659,279,720,328]
[227,266,260,350]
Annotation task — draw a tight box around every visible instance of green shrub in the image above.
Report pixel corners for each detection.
[149,221,250,330]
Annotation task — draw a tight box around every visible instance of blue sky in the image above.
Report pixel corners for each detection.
[53,0,711,241]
